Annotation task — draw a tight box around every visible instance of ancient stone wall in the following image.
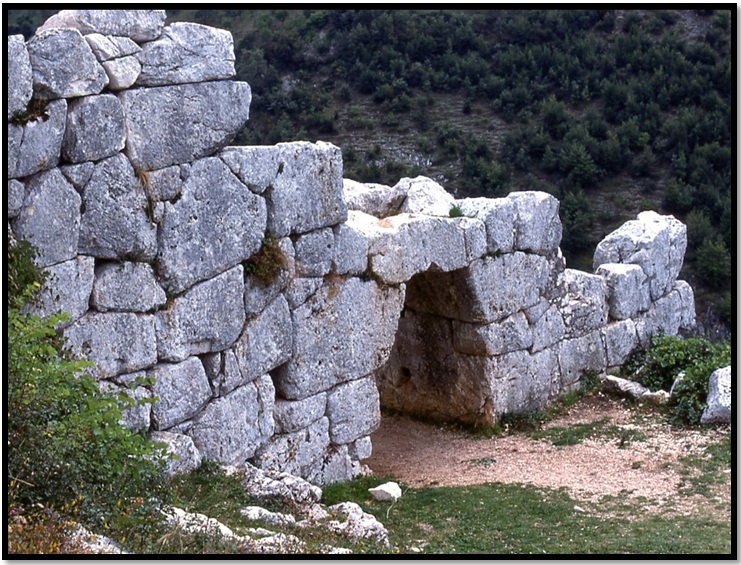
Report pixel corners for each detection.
[7,10,696,484]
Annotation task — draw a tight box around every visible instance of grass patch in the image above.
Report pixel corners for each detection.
[530,417,612,446]
[675,432,732,497]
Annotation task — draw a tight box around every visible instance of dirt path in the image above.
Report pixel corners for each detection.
[366,394,730,517]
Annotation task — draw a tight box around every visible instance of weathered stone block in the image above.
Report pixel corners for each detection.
[150,431,202,477]
[244,238,295,316]
[295,228,334,277]
[7,179,24,219]
[92,261,166,313]
[252,417,331,478]
[189,376,275,465]
[332,222,369,276]
[27,28,108,98]
[156,157,266,294]
[64,312,157,379]
[98,377,152,433]
[326,377,381,445]
[7,35,33,121]
[557,331,606,391]
[342,179,405,218]
[37,10,167,42]
[60,162,95,191]
[701,366,731,424]
[150,357,212,430]
[508,191,562,255]
[136,22,236,86]
[395,176,455,217]
[273,393,327,434]
[530,305,566,354]
[453,312,532,356]
[63,94,126,163]
[487,349,559,416]
[78,154,157,261]
[595,263,650,320]
[8,99,67,179]
[156,265,246,362]
[635,281,696,346]
[84,33,140,61]
[602,319,639,368]
[457,197,516,254]
[120,81,251,171]
[11,168,80,267]
[559,269,609,338]
[101,56,141,90]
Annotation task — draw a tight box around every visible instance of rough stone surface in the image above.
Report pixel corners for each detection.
[509,191,562,255]
[701,366,731,424]
[342,179,405,218]
[332,222,369,276]
[557,331,606,390]
[395,176,455,217]
[156,157,266,294]
[368,482,402,502]
[156,265,245,362]
[273,393,327,434]
[295,228,334,277]
[150,357,212,430]
[559,269,609,338]
[488,349,559,416]
[7,35,33,121]
[188,376,275,465]
[119,81,251,171]
[274,278,405,400]
[98,378,152,433]
[252,417,331,478]
[596,263,650,320]
[530,305,566,354]
[326,377,381,445]
[150,431,203,477]
[328,502,390,547]
[238,463,323,507]
[84,33,140,61]
[63,94,125,163]
[64,312,157,379]
[26,29,108,99]
[453,312,533,356]
[60,162,95,190]
[92,261,166,313]
[136,22,235,86]
[78,154,157,261]
[243,238,295,317]
[7,179,25,219]
[8,99,67,179]
[602,319,639,368]
[101,56,141,90]
[37,10,167,42]
[11,168,80,267]
[457,197,516,254]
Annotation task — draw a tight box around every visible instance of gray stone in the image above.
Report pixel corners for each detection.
[557,331,606,391]
[328,502,390,546]
[332,222,369,276]
[156,265,245,362]
[295,228,334,277]
[307,444,356,485]
[64,312,157,379]
[219,146,281,195]
[156,157,266,294]
[284,277,324,310]
[274,393,327,434]
[635,281,696,346]
[119,81,251,171]
[189,376,275,465]
[22,255,95,327]
[37,10,167,42]
[260,142,347,237]
[595,263,650,320]
[238,463,323,507]
[457,197,516,254]
[593,211,687,301]
[559,269,609,338]
[326,377,381,445]
[98,378,152,433]
[63,94,126,163]
[342,179,405,217]
[11,168,80,267]
[274,278,405,400]
[150,431,203,477]
[141,165,184,203]
[136,22,236,86]
[701,366,731,425]
[150,357,212,430]
[60,162,95,191]
[84,33,140,61]
[395,176,455,217]
[530,305,566,354]
[229,294,292,384]
[602,319,639,368]
[486,349,559,417]
[349,436,373,461]
[78,154,157,261]
[7,35,33,121]
[244,238,295,316]
[453,312,533,356]
[599,374,653,400]
[92,261,166,313]
[7,179,25,219]
[252,417,331,478]
[8,99,67,179]
[26,29,108,99]
[101,56,141,90]
[240,506,296,527]
[508,191,562,255]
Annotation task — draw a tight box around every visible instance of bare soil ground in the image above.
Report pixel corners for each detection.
[366,393,731,519]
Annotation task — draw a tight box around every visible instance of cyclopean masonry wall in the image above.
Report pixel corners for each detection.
[7,11,696,484]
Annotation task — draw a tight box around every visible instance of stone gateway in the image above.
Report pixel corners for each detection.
[7,10,696,484]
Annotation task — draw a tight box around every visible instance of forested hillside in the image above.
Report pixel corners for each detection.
[7,9,733,335]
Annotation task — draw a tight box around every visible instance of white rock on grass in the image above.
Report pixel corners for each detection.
[368,482,402,502]
[328,502,390,547]
[701,366,731,424]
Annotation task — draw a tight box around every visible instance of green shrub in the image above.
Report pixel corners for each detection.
[671,341,731,425]
[448,204,465,218]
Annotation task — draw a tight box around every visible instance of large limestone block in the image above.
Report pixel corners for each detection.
[7,179,24,219]
[156,157,266,294]
[136,22,236,86]
[26,28,108,99]
[8,99,67,179]
[453,311,533,356]
[701,366,731,425]
[395,176,455,216]
[21,256,95,327]
[37,10,167,42]
[188,376,275,465]
[156,265,246,363]
[530,305,566,354]
[274,278,405,400]
[456,197,516,254]
[11,168,80,268]
[635,280,696,346]
[602,319,639,368]
[78,154,157,261]
[120,81,251,171]
[7,35,33,120]
[295,228,334,277]
[273,393,327,434]
[557,331,606,391]
[326,377,381,445]
[150,431,202,477]
[60,162,95,190]
[252,417,331,478]
[595,263,650,320]
[342,179,405,217]
[92,261,166,313]
[486,349,559,417]
[64,312,157,379]
[62,94,126,163]
[229,294,292,385]
[150,357,212,430]
[84,33,140,61]
[558,269,609,338]
[593,211,687,301]
[508,191,562,255]
[101,56,142,90]
[405,252,550,323]
[332,222,369,276]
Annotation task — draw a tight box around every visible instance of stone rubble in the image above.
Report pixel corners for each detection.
[7,10,701,490]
